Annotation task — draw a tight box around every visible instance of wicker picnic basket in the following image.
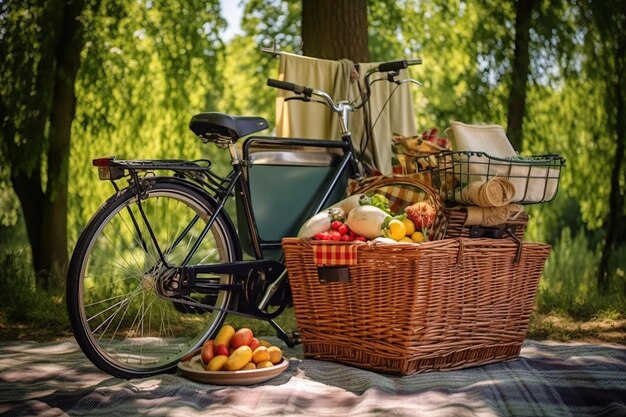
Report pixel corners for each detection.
[283,237,551,375]
[444,206,528,240]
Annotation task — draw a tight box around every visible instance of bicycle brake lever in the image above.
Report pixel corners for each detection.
[386,71,401,83]
[284,97,325,105]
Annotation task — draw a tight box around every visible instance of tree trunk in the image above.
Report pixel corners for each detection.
[597,39,626,293]
[40,0,85,290]
[302,0,369,62]
[506,0,535,152]
[5,0,86,291]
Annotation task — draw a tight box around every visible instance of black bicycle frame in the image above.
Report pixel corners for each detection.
[102,133,357,296]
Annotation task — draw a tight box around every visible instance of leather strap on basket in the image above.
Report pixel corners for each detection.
[455,238,465,265]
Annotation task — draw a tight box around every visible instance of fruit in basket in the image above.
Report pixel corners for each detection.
[359,193,392,214]
[402,218,416,236]
[411,231,426,243]
[404,201,436,229]
[327,194,365,215]
[385,219,406,241]
[230,327,253,348]
[224,345,253,371]
[345,205,389,239]
[312,220,367,241]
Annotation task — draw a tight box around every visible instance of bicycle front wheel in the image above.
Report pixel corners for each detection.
[67,179,240,378]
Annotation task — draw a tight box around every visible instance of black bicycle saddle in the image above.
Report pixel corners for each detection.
[189,112,269,142]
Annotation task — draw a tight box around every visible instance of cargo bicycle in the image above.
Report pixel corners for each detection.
[66,58,422,379]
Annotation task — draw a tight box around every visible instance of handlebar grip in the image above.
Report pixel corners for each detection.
[407,58,423,66]
[267,78,309,94]
[377,60,408,72]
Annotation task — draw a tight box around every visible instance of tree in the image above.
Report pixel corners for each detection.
[506,0,536,152]
[0,0,226,291]
[582,0,626,292]
[302,0,369,62]
[1,0,89,290]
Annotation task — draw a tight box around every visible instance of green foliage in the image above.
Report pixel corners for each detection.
[0,0,624,334]
[68,0,228,247]
[0,249,68,327]
[536,227,626,320]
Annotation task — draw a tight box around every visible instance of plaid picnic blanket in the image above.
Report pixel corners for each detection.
[1,338,625,416]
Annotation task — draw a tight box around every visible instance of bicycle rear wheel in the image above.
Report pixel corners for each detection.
[67,179,240,378]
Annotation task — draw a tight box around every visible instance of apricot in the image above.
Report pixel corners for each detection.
[251,346,270,364]
[241,362,257,371]
[267,346,282,364]
[256,360,274,368]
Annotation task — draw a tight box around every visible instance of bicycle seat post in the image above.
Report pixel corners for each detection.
[228,142,240,165]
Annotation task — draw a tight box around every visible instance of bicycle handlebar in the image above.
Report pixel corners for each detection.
[376,58,422,72]
[267,79,313,97]
[267,57,422,113]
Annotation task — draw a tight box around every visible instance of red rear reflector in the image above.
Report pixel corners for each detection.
[93,157,114,167]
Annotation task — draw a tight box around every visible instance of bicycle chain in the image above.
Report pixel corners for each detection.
[157,291,270,321]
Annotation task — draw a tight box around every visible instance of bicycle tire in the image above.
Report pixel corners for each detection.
[67,178,240,378]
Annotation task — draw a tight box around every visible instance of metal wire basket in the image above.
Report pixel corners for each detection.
[422,151,565,205]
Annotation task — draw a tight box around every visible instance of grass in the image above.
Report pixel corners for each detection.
[528,310,626,344]
[1,226,625,344]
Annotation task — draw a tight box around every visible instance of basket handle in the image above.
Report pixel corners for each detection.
[455,235,523,265]
[349,174,448,240]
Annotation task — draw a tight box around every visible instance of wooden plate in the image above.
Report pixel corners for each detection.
[178,355,289,385]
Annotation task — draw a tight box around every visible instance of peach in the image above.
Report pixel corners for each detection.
[230,328,253,349]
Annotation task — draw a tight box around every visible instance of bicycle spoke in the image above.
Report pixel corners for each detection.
[68,182,236,377]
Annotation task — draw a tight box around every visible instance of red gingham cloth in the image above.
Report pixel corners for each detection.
[312,241,360,266]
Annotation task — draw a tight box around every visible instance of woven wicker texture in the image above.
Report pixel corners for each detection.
[283,237,551,375]
[444,207,528,240]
